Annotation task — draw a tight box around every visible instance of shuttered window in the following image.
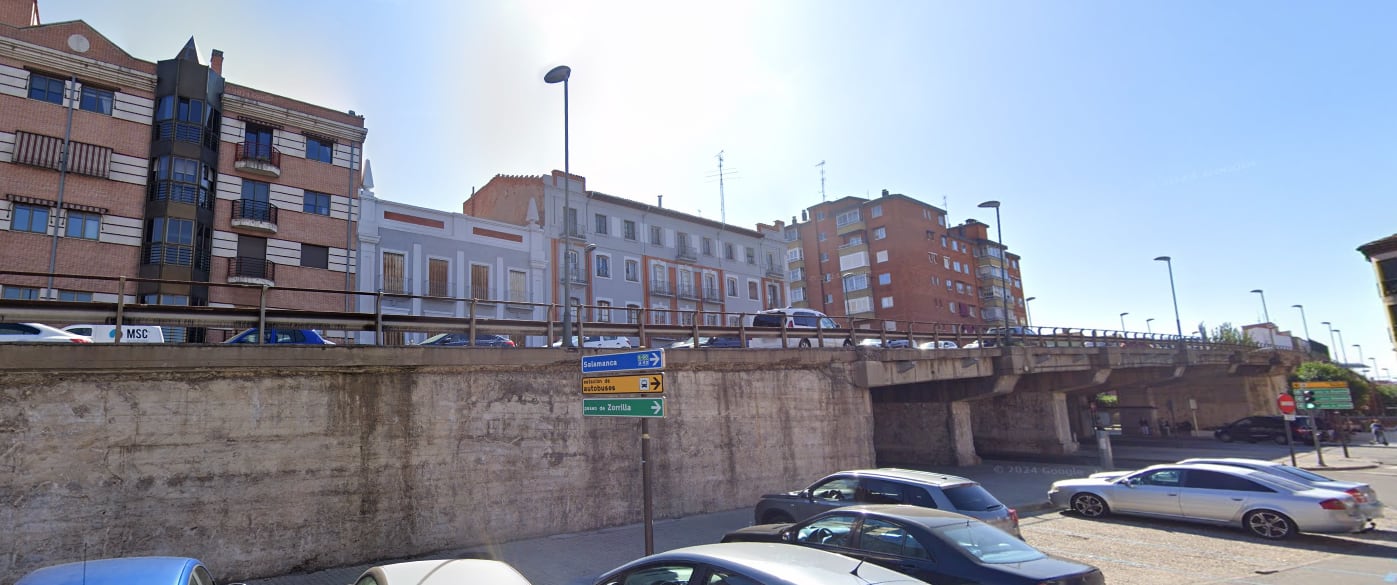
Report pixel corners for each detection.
[428,258,450,297]
[14,131,111,178]
[508,270,528,302]
[471,264,491,300]
[382,252,406,293]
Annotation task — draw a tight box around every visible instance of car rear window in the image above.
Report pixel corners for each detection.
[942,483,1003,512]
[752,314,784,327]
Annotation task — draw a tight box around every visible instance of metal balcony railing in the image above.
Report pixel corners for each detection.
[229,257,275,282]
[236,142,281,166]
[677,247,698,261]
[232,200,278,225]
[651,280,674,296]
[676,284,699,299]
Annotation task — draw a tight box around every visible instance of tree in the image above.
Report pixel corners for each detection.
[1199,322,1259,347]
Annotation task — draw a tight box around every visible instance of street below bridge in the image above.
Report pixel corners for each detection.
[244,439,1397,585]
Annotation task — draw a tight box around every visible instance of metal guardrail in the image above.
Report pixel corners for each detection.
[0,270,1274,352]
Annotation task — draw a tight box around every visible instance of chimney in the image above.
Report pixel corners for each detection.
[210,49,224,74]
[657,195,663,208]
[881,189,889,198]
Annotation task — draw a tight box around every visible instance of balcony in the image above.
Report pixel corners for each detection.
[228,256,275,287]
[765,264,784,278]
[1383,279,1397,298]
[676,284,700,299]
[234,142,281,178]
[231,200,278,233]
[559,272,588,285]
[701,287,723,303]
[650,280,674,296]
[677,246,698,262]
[836,220,865,236]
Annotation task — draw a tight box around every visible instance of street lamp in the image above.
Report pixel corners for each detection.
[1153,256,1184,342]
[1354,344,1366,368]
[1384,367,1392,380]
[1321,321,1339,362]
[977,200,1010,344]
[1334,329,1349,365]
[1024,296,1036,326]
[1249,289,1270,324]
[1119,312,1129,332]
[1291,304,1313,356]
[1369,357,1378,373]
[545,64,575,348]
[1146,318,1155,334]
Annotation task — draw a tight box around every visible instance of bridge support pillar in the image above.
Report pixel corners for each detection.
[970,391,1078,457]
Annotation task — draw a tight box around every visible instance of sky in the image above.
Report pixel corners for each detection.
[40,0,1397,378]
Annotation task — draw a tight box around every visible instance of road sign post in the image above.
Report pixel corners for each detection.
[1277,394,1297,466]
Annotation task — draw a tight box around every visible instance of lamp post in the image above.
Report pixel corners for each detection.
[1321,321,1338,362]
[544,65,575,349]
[1249,289,1270,324]
[1146,318,1155,334]
[1024,296,1036,326]
[1384,367,1391,380]
[1369,357,1378,373]
[1334,329,1349,365]
[1153,256,1184,343]
[977,200,1010,345]
[1354,344,1366,368]
[1291,304,1313,356]
[1119,312,1129,332]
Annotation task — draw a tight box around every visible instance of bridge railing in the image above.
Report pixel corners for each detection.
[0,270,1264,352]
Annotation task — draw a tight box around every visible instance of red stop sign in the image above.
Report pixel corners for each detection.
[1277,393,1296,415]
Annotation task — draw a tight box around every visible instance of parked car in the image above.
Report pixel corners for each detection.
[419,333,516,347]
[722,504,1104,585]
[0,322,92,343]
[747,308,851,348]
[16,556,226,585]
[856,338,916,348]
[670,336,743,348]
[965,327,1039,348]
[550,335,632,348]
[592,542,929,585]
[225,328,335,345]
[917,340,959,350]
[752,468,1019,537]
[1176,457,1383,520]
[62,324,165,343]
[352,559,533,585]
[1047,462,1374,539]
[1212,415,1322,444]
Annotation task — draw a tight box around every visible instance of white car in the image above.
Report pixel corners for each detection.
[353,559,533,585]
[1177,457,1383,520]
[0,322,93,343]
[747,308,851,348]
[551,336,632,348]
[917,340,959,349]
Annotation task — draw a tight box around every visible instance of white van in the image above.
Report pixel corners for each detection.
[62,324,166,343]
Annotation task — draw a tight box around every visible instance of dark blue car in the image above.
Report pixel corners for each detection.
[225,328,335,345]
[17,557,220,585]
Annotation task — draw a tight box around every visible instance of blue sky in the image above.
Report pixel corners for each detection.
[42,1,1396,376]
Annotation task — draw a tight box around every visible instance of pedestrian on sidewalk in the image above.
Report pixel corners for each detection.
[1372,420,1389,446]
[1139,417,1152,437]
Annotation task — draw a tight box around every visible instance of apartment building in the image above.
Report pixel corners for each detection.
[1358,233,1397,355]
[464,171,787,343]
[785,190,1026,330]
[355,167,550,345]
[948,219,1027,327]
[0,1,365,339]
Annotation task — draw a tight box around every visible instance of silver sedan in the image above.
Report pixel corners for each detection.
[1046,463,1373,539]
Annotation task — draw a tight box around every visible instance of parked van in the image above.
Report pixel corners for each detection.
[62,324,166,343]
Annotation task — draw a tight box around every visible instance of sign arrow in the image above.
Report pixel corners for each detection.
[650,400,662,415]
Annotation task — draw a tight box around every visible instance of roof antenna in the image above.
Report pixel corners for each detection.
[816,160,827,201]
[849,557,867,577]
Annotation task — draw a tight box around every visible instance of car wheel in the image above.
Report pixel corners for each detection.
[1217,432,1233,443]
[798,339,812,348]
[1244,509,1295,540]
[761,510,795,524]
[1070,493,1109,518]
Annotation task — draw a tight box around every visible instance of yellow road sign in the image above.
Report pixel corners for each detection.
[582,373,664,394]
[1291,381,1348,389]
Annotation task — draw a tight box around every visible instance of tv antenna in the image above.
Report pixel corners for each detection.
[816,160,826,201]
[704,150,740,225]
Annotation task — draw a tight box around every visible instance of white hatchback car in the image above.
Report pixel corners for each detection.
[0,322,93,343]
[747,308,850,348]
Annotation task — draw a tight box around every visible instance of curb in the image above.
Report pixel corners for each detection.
[1008,501,1059,517]
[1297,463,1380,471]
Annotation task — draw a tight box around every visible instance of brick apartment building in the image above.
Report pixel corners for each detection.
[784,190,1026,331]
[464,171,787,345]
[0,0,366,339]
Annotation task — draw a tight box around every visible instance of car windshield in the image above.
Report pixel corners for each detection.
[421,334,452,344]
[936,522,1045,564]
[942,484,1003,511]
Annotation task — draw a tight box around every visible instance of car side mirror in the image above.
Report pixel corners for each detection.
[800,489,812,500]
[1122,477,1138,487]
[781,529,794,542]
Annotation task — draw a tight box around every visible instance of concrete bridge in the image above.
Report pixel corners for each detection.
[0,342,1301,583]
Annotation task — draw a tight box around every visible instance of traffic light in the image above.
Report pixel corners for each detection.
[1301,390,1317,409]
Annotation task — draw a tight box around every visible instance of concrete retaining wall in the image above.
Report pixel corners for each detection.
[0,347,873,583]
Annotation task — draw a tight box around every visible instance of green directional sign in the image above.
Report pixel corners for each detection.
[1288,383,1353,410]
[583,397,666,418]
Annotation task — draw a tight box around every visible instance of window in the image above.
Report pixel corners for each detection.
[12,203,50,234]
[427,258,449,295]
[795,513,857,547]
[623,220,637,240]
[878,273,891,286]
[941,235,948,248]
[784,226,798,241]
[649,225,663,245]
[701,237,713,256]
[953,261,962,272]
[595,254,611,278]
[939,215,947,226]
[727,277,738,297]
[816,211,826,220]
[875,250,888,263]
[820,252,829,263]
[471,264,491,299]
[143,217,194,266]
[302,244,330,270]
[64,211,101,239]
[305,136,334,163]
[870,204,883,218]
[858,517,927,558]
[304,191,331,216]
[724,243,735,260]
[835,209,861,226]
[650,303,670,325]
[748,281,759,300]
[791,287,806,302]
[824,273,833,283]
[944,257,951,269]
[57,290,93,302]
[788,248,803,261]
[845,296,872,314]
[508,270,528,302]
[824,294,834,304]
[382,252,406,293]
[767,283,781,306]
[2,286,40,300]
[881,296,894,308]
[624,259,640,282]
[843,274,869,292]
[625,303,641,324]
[817,232,827,242]
[27,73,64,104]
[596,300,612,323]
[949,301,958,313]
[564,207,580,236]
[873,227,886,240]
[789,267,804,280]
[79,86,113,115]
[594,213,609,235]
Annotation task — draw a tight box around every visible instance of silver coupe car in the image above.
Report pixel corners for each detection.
[1047,463,1374,539]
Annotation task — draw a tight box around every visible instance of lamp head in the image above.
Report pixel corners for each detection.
[1153,256,1170,262]
[1291,304,1303,309]
[1120,312,1129,317]
[544,65,572,84]
[1025,296,1036,302]
[1250,289,1263,294]
[1321,321,1331,326]
[585,243,598,252]
[977,200,1000,209]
